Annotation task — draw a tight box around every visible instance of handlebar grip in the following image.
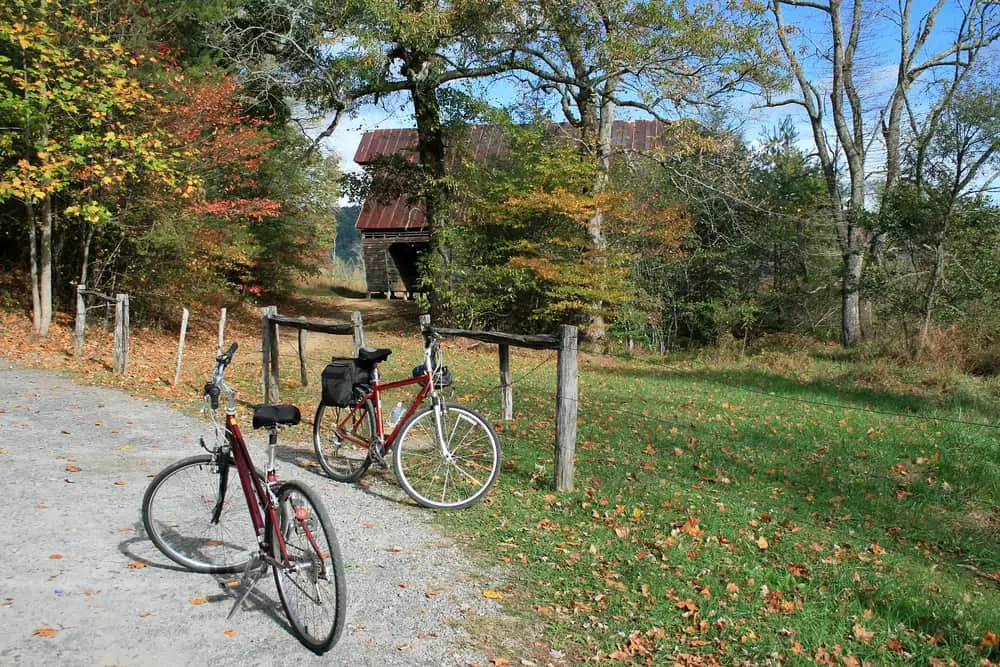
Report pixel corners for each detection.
[217,342,238,367]
[204,382,221,410]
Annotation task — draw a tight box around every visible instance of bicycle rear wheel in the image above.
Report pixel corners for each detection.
[141,454,260,573]
[313,393,374,482]
[272,481,346,654]
[393,404,502,510]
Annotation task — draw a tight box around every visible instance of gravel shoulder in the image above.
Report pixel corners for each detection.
[0,361,509,666]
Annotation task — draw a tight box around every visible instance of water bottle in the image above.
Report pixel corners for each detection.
[387,401,405,428]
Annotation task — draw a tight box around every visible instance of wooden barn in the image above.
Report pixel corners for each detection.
[352,120,669,298]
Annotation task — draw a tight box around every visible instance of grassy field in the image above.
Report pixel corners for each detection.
[3,295,999,665]
[437,345,1000,664]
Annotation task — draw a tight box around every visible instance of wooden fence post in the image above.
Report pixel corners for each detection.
[113,293,130,374]
[298,328,308,386]
[499,344,512,421]
[261,305,279,403]
[555,324,578,491]
[173,307,189,385]
[217,307,227,355]
[352,311,364,354]
[74,284,86,357]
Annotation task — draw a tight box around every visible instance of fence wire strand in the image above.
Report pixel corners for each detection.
[473,356,1000,434]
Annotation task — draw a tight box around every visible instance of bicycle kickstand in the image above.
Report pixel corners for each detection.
[227,553,269,619]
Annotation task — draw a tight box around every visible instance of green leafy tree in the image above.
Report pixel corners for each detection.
[502,0,777,341]
[0,0,187,334]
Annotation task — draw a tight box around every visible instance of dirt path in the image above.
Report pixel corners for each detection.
[0,360,508,666]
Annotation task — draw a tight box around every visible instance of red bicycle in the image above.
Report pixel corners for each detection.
[313,326,501,510]
[142,343,346,654]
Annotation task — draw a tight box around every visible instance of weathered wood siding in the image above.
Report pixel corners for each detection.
[361,231,429,295]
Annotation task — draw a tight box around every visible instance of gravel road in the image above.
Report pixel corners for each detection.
[0,361,509,666]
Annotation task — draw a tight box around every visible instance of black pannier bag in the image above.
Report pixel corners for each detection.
[321,358,372,407]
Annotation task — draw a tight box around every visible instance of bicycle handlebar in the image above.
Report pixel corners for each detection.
[218,341,238,366]
[206,342,239,410]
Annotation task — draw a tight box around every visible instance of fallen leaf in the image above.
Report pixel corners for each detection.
[139,612,152,618]
[113,480,127,486]
[62,429,72,434]
[33,627,58,637]
[127,562,145,569]
[853,623,874,643]
[363,523,374,529]
[0,449,8,455]
[223,629,236,637]
[65,465,81,473]
[482,589,504,600]
[35,504,48,509]
[491,659,512,666]
[387,546,403,553]
[398,582,409,588]
[49,554,63,560]
[396,642,411,651]
[756,536,769,550]
[189,596,208,605]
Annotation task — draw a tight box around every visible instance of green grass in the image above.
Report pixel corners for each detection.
[430,349,1000,664]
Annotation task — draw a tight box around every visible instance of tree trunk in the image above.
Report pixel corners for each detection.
[842,249,864,347]
[27,199,41,333]
[80,223,94,286]
[38,194,54,334]
[408,60,448,316]
[582,76,620,344]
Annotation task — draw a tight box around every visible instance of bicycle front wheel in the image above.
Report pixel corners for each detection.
[141,454,259,573]
[272,480,346,654]
[313,394,374,483]
[393,404,502,510]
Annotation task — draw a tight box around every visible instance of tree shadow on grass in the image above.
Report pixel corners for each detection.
[584,364,1000,425]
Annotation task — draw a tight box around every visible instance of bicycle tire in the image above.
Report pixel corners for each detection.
[141,454,260,573]
[313,392,375,483]
[393,404,502,510]
[272,480,347,654]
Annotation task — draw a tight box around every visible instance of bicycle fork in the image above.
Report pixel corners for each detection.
[431,395,451,460]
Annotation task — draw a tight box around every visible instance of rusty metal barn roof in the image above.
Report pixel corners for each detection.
[354,120,668,231]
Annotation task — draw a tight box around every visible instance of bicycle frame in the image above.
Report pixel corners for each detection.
[217,393,326,576]
[332,331,446,452]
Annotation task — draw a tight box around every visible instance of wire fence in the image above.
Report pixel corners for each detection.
[464,350,1000,435]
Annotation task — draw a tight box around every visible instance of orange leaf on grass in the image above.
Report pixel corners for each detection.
[756,536,769,550]
[482,589,504,600]
[853,623,874,643]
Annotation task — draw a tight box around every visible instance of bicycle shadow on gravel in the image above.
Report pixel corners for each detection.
[117,534,295,636]
[119,533,197,573]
